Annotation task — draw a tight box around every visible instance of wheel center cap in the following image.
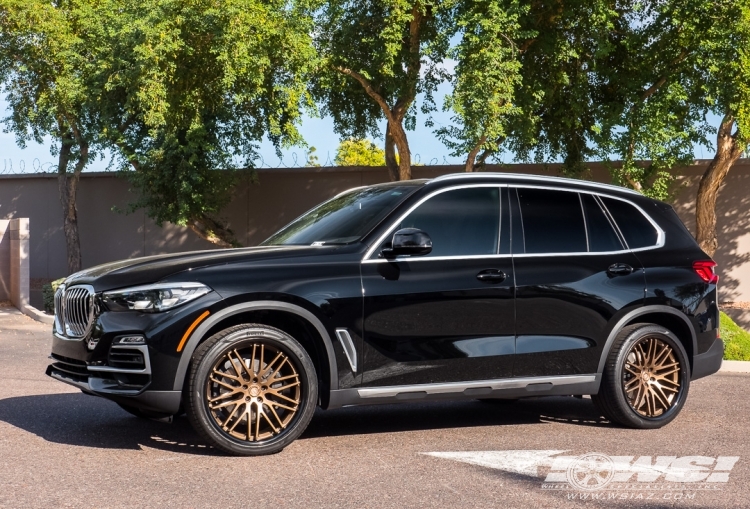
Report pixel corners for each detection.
[641,371,651,382]
[249,385,261,397]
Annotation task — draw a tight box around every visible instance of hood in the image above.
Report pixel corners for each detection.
[64,245,344,292]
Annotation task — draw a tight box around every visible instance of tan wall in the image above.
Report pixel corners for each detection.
[1,162,748,327]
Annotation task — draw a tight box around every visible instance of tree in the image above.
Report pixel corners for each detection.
[314,0,455,181]
[334,138,386,166]
[692,1,750,256]
[587,0,749,254]
[90,0,318,247]
[437,0,526,172]
[0,0,99,273]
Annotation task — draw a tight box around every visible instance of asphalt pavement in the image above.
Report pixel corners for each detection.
[1,305,748,509]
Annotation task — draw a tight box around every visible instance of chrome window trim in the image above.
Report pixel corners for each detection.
[362,182,664,263]
[362,183,505,262]
[356,374,598,399]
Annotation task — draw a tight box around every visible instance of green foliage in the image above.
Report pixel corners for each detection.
[437,0,528,167]
[313,0,458,178]
[595,0,743,199]
[0,0,98,170]
[306,146,321,167]
[335,139,386,166]
[721,311,750,361]
[88,0,318,238]
[1,0,319,246]
[42,278,66,315]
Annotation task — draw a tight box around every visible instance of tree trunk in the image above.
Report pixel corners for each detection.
[388,120,412,181]
[384,122,399,181]
[56,130,84,274]
[465,136,487,172]
[695,114,746,257]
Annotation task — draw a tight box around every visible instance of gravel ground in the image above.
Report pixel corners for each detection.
[1,307,748,509]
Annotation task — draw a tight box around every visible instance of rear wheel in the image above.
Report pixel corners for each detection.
[185,324,317,456]
[592,324,689,429]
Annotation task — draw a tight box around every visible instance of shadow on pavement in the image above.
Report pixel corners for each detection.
[0,392,215,455]
[303,396,612,439]
[0,392,612,454]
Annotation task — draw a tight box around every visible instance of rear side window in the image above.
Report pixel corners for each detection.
[600,197,659,249]
[581,194,623,252]
[399,187,500,256]
[516,188,587,253]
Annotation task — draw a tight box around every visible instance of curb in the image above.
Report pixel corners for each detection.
[22,305,54,325]
[719,360,750,373]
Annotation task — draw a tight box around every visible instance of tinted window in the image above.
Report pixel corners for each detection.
[600,197,658,249]
[263,184,418,245]
[581,194,624,252]
[399,187,500,256]
[516,188,587,253]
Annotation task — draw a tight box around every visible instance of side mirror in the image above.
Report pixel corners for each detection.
[381,228,432,258]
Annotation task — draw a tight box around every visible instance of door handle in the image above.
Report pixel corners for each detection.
[607,263,634,276]
[476,269,507,283]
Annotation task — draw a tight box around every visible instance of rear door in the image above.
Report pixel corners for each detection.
[511,187,645,377]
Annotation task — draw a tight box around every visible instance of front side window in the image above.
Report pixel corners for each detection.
[516,188,587,254]
[397,187,500,257]
[263,184,419,246]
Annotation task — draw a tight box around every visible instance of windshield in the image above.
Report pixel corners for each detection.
[262,184,421,246]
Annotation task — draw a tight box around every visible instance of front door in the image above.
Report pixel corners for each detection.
[360,185,516,387]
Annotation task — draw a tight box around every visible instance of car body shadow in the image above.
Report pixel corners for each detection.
[0,392,216,455]
[0,392,612,455]
[302,396,612,439]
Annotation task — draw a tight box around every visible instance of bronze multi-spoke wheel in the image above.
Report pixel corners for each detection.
[186,324,317,455]
[592,323,689,429]
[622,337,681,417]
[207,344,301,441]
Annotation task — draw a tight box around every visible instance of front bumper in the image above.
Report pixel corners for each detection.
[691,338,724,380]
[45,357,182,414]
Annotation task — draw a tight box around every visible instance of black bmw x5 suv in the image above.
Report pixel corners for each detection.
[48,173,724,455]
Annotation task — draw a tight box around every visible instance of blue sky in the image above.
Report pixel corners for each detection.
[0,93,718,174]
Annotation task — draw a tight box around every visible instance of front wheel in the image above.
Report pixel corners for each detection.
[185,324,318,455]
[592,324,690,429]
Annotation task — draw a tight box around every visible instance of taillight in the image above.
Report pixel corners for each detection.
[693,260,718,284]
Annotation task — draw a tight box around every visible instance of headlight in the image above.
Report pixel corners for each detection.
[102,282,211,313]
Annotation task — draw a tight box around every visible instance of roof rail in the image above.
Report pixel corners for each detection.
[429,172,641,196]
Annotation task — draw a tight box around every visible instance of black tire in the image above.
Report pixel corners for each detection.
[116,403,173,420]
[185,324,318,456]
[592,323,690,429]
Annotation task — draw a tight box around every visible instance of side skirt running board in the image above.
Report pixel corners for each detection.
[326,374,601,409]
